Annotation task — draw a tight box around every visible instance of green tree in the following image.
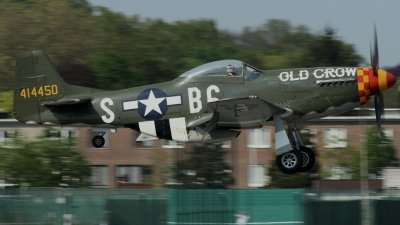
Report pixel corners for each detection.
[0,0,100,92]
[267,161,313,188]
[0,2,370,107]
[174,144,234,189]
[366,126,398,176]
[149,148,170,188]
[320,145,360,179]
[297,27,363,67]
[264,19,291,47]
[90,50,146,90]
[0,91,13,116]
[236,19,312,52]
[0,129,91,187]
[320,126,399,179]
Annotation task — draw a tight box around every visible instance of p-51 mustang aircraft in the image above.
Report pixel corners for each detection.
[13,30,396,174]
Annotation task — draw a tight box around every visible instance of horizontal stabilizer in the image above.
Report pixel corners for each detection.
[42,98,91,106]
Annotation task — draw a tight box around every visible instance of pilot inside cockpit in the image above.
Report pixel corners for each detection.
[227,64,236,76]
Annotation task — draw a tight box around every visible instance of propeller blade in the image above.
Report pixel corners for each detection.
[374,91,383,135]
[371,24,379,73]
[371,24,383,137]
[380,92,385,116]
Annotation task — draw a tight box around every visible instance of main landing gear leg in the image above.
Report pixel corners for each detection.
[92,132,106,148]
[273,114,303,174]
[288,122,315,173]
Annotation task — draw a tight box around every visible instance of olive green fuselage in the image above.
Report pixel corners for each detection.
[39,67,359,128]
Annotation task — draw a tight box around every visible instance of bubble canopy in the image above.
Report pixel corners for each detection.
[179,60,246,77]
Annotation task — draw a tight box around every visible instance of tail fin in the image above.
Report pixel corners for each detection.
[13,50,100,124]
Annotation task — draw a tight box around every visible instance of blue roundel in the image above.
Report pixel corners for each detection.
[137,88,168,120]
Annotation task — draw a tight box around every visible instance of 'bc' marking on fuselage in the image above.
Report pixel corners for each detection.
[122,88,182,120]
[188,85,220,113]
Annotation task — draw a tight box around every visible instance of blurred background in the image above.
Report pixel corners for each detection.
[1,0,400,224]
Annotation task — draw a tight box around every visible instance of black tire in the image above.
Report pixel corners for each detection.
[297,146,315,173]
[276,150,303,174]
[92,135,105,148]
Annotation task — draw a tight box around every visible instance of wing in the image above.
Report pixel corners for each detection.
[204,97,287,129]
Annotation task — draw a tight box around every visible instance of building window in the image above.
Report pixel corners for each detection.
[210,141,231,149]
[164,165,178,186]
[247,128,271,148]
[134,132,155,149]
[324,164,351,180]
[90,166,109,186]
[116,166,152,184]
[248,165,268,187]
[221,141,232,149]
[89,131,109,148]
[323,128,347,148]
[162,140,185,149]
[300,128,318,148]
[136,139,154,148]
[383,128,394,139]
[0,130,18,147]
[45,129,78,141]
[0,130,17,142]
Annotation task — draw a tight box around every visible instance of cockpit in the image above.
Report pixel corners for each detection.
[179,60,261,81]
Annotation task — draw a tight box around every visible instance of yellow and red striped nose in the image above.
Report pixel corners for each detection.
[357,68,396,105]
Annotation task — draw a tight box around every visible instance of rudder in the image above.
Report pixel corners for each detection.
[13,50,68,124]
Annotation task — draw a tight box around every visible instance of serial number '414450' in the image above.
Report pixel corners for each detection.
[20,85,58,98]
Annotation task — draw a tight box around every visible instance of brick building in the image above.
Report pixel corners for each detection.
[1,108,400,189]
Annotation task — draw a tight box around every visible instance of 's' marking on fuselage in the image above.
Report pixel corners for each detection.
[100,98,115,123]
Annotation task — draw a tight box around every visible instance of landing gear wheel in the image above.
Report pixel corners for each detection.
[298,146,315,173]
[92,135,105,148]
[276,150,303,174]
